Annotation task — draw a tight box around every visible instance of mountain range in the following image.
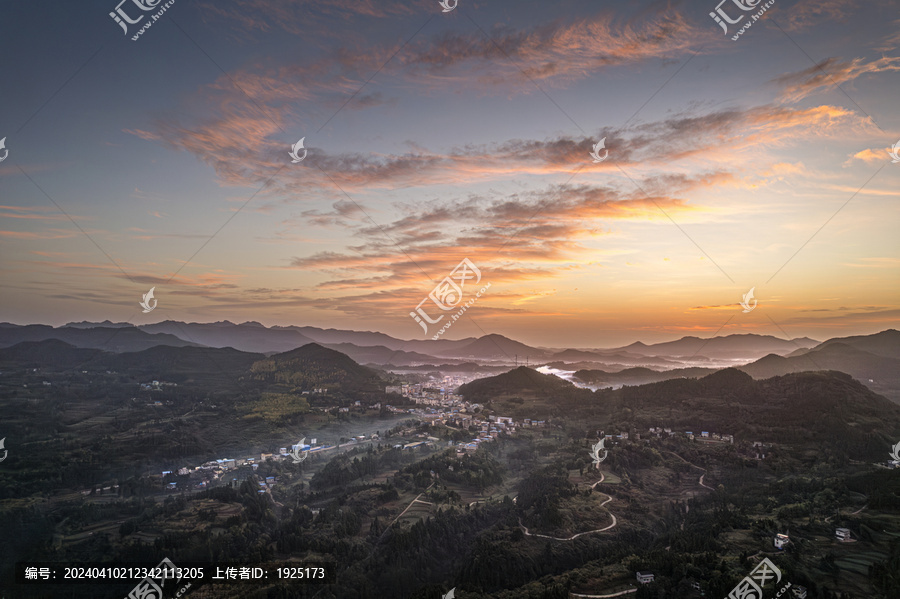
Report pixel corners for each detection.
[1,320,896,402]
[1,320,822,362]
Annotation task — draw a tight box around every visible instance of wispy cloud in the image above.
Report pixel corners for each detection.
[773,56,900,103]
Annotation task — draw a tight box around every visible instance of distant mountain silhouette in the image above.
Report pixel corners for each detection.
[738,341,900,402]
[0,324,200,353]
[277,325,411,349]
[436,334,545,360]
[786,328,900,360]
[64,320,133,329]
[275,325,476,354]
[616,333,819,359]
[319,343,454,366]
[139,320,315,354]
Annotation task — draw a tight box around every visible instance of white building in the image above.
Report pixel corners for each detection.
[774,533,790,549]
[636,571,654,584]
[835,527,852,541]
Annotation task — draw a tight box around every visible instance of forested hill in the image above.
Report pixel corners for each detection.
[606,369,900,461]
[248,342,384,393]
[457,366,575,398]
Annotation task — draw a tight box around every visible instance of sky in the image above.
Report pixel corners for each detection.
[0,0,898,348]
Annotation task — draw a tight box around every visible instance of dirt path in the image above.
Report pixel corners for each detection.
[667,451,714,491]
[825,503,867,522]
[385,484,434,530]
[570,588,637,598]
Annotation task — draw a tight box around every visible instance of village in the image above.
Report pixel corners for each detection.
[111,372,780,503]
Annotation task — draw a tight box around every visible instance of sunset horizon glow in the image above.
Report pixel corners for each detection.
[1,0,897,348]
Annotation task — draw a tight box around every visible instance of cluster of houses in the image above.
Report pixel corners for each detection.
[641,427,735,444]
[386,375,482,401]
[592,428,736,446]
[774,527,855,550]
[139,380,177,391]
[153,439,374,493]
[635,569,807,598]
[447,415,548,455]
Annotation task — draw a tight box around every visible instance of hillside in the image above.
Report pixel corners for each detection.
[457,366,575,397]
[248,343,383,393]
[0,339,105,370]
[572,365,718,387]
[599,369,900,460]
[738,342,900,402]
[548,352,682,367]
[104,345,264,385]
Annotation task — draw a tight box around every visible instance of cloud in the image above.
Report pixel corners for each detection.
[0,205,68,221]
[401,10,704,86]
[0,229,83,240]
[782,0,861,31]
[123,128,161,141]
[137,6,713,191]
[773,56,900,103]
[846,147,895,164]
[842,257,900,268]
[141,99,867,202]
[284,174,714,296]
[194,0,427,41]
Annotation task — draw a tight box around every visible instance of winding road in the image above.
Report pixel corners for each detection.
[825,503,867,523]
[518,471,618,541]
[668,451,715,491]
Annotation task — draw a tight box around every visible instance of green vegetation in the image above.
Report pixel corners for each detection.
[3,343,900,598]
[241,392,310,423]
